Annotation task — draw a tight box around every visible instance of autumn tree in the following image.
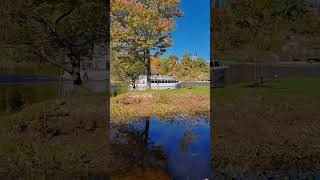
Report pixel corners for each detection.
[168,55,179,64]
[1,0,108,85]
[111,0,182,88]
[150,56,162,75]
[195,58,208,69]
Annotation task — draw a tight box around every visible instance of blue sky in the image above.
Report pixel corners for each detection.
[162,0,210,62]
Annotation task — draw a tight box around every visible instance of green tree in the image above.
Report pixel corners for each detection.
[181,52,194,69]
[215,0,309,86]
[195,58,208,69]
[111,0,182,89]
[160,59,169,74]
[111,52,146,85]
[2,0,108,85]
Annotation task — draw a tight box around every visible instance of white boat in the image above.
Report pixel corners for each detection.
[133,75,181,90]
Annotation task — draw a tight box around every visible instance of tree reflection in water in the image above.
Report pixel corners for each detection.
[179,128,199,152]
[110,116,169,178]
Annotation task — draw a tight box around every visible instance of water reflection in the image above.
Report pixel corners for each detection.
[110,117,169,179]
[110,116,210,179]
[0,78,126,114]
[0,83,58,114]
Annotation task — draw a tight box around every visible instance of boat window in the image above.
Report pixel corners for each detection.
[151,80,154,83]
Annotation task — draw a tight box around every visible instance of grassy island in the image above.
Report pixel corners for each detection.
[111,86,210,121]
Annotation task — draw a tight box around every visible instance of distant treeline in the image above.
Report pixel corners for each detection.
[213,0,320,62]
[111,52,209,82]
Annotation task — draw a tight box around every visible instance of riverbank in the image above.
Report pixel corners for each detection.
[0,86,210,177]
[111,86,210,121]
[212,77,320,176]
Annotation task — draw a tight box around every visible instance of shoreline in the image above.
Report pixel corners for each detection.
[0,87,209,176]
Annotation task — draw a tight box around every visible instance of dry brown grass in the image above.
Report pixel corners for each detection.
[212,95,320,174]
[110,89,210,121]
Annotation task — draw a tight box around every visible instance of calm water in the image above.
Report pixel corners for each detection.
[110,116,210,179]
[0,76,127,114]
[0,82,59,114]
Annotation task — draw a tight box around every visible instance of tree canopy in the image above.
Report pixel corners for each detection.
[2,0,108,84]
[111,0,182,88]
[213,0,317,62]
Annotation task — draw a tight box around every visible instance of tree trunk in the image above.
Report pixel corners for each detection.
[143,116,150,145]
[71,55,82,85]
[145,49,151,89]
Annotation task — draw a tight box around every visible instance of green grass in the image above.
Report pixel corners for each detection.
[214,77,320,104]
[142,86,209,94]
[0,62,59,76]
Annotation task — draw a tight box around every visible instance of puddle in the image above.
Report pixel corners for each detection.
[110,116,210,179]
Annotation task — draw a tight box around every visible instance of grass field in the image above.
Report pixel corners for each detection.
[142,86,209,94]
[215,77,320,103]
[212,77,320,173]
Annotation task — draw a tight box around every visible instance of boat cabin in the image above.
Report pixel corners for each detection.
[133,75,181,90]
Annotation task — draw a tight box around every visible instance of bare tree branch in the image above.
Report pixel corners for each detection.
[54,8,75,25]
